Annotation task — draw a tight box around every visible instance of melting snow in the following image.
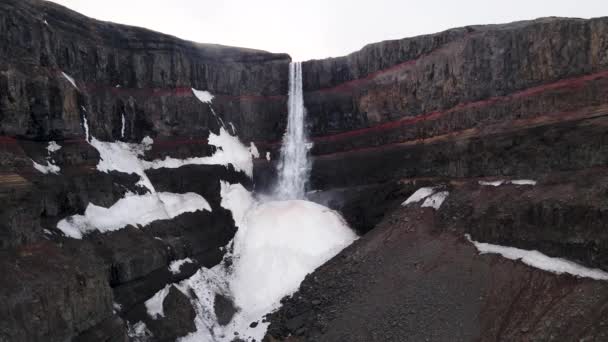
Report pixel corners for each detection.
[47,141,62,153]
[127,321,153,340]
[249,142,260,159]
[192,88,214,103]
[145,284,172,319]
[479,180,505,186]
[32,159,60,175]
[90,137,155,192]
[61,72,78,90]
[176,182,357,341]
[169,258,195,274]
[479,179,537,186]
[402,187,436,206]
[421,191,449,210]
[56,192,211,239]
[82,114,90,142]
[510,179,537,186]
[466,234,608,280]
[121,113,126,138]
[143,128,253,177]
[32,141,63,175]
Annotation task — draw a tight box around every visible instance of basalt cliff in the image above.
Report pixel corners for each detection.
[2,0,608,341]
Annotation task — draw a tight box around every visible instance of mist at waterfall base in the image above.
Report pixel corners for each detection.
[180,63,357,341]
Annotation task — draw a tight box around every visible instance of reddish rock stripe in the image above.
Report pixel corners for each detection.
[77,81,285,101]
[311,70,608,143]
[314,108,608,159]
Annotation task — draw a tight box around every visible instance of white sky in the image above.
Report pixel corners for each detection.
[49,0,608,61]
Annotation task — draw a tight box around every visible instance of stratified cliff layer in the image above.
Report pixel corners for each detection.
[0,0,287,341]
[2,0,608,341]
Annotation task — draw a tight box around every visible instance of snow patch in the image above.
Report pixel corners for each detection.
[32,159,60,175]
[56,192,211,239]
[249,142,260,159]
[169,258,195,274]
[47,141,61,153]
[421,191,449,210]
[192,88,214,103]
[90,137,155,192]
[61,72,78,90]
[510,179,537,186]
[127,321,153,341]
[478,180,505,186]
[82,115,90,142]
[402,187,436,206]
[121,113,126,138]
[479,179,537,186]
[144,128,253,177]
[145,285,171,319]
[466,234,608,280]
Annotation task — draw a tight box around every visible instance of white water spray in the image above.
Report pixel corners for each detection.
[274,62,311,200]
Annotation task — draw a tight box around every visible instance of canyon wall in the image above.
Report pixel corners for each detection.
[0,0,286,340]
[2,0,608,340]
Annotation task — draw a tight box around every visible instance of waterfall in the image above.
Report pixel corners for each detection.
[274,62,311,200]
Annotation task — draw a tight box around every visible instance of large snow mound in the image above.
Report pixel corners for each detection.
[179,183,357,341]
[57,192,211,239]
[231,199,357,314]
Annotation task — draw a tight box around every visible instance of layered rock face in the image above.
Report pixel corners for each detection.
[266,17,608,341]
[0,0,286,341]
[2,0,608,340]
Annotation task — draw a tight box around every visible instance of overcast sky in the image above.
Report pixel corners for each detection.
[50,0,607,61]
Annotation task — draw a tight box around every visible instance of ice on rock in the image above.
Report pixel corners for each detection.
[249,142,260,159]
[90,137,155,192]
[144,128,253,177]
[192,88,214,103]
[466,234,608,280]
[61,71,78,90]
[421,191,449,210]
[56,192,211,239]
[32,159,60,175]
[47,141,62,153]
[479,179,537,186]
[169,258,195,274]
[402,187,436,206]
[145,285,172,319]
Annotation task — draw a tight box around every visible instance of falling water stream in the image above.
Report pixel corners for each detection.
[274,62,311,200]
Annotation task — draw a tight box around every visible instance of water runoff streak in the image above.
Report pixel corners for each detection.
[274,62,311,200]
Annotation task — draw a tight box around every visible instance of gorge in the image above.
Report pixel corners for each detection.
[2,0,608,341]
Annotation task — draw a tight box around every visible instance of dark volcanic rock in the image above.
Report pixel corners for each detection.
[144,286,196,342]
[0,242,113,342]
[0,0,290,142]
[266,206,608,341]
[214,293,237,326]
